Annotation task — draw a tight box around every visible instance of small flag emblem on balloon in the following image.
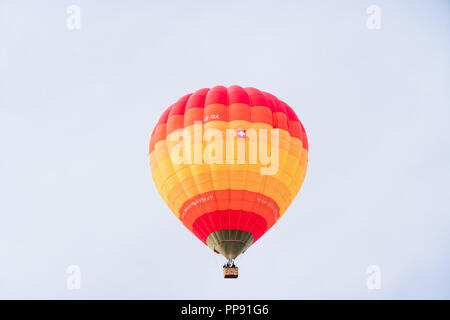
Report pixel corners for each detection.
[236,129,246,138]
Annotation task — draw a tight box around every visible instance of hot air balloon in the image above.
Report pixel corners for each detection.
[149,86,308,278]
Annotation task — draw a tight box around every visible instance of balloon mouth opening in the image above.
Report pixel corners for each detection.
[206,230,254,259]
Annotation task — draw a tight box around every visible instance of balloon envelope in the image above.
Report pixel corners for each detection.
[149,86,308,259]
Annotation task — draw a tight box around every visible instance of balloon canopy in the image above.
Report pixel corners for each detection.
[149,85,308,261]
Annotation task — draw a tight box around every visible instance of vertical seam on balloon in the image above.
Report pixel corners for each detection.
[150,130,170,206]
[285,126,308,212]
[273,98,293,223]
[157,113,189,214]
[150,154,169,208]
[241,88,266,238]
[202,88,221,242]
[235,87,251,241]
[167,99,197,219]
[278,103,301,213]
[181,93,210,241]
[161,121,187,220]
[226,87,231,243]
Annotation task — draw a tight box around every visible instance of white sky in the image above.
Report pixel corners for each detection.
[0,0,449,299]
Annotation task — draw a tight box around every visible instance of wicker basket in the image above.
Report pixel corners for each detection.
[223,267,239,279]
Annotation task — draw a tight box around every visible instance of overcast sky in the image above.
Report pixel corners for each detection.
[0,0,449,299]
